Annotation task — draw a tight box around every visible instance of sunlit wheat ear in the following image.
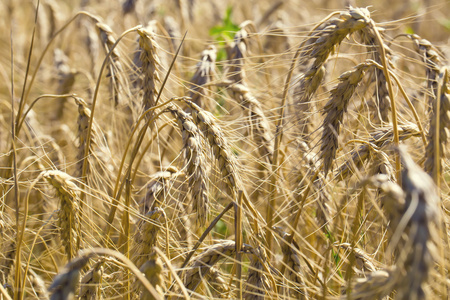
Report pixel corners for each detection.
[49,256,91,300]
[53,48,77,120]
[165,105,209,227]
[345,268,396,300]
[360,27,393,124]
[184,240,251,293]
[227,28,248,83]
[133,207,165,269]
[81,19,99,75]
[393,146,440,300]
[74,97,97,178]
[28,268,49,299]
[337,243,377,275]
[137,24,161,117]
[243,246,271,300]
[140,167,180,215]
[337,123,420,180]
[207,267,228,296]
[79,258,104,300]
[424,70,449,177]
[188,45,217,109]
[407,34,442,108]
[43,170,81,261]
[320,61,372,176]
[369,149,395,180]
[95,22,125,107]
[184,100,240,197]
[273,227,309,299]
[294,7,371,139]
[138,251,163,300]
[163,16,181,49]
[228,83,273,164]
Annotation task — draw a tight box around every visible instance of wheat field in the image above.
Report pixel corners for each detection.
[0,0,449,299]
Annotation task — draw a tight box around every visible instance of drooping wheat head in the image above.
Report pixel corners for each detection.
[43,170,81,261]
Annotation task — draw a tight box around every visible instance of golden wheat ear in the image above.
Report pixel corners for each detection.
[48,256,91,300]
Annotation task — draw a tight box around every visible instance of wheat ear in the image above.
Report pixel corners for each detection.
[188,45,217,109]
[137,25,161,116]
[337,123,420,180]
[53,48,77,120]
[424,68,449,185]
[183,240,251,293]
[294,7,371,139]
[183,100,239,196]
[227,28,248,84]
[165,105,209,226]
[228,83,273,164]
[393,146,440,299]
[49,256,90,300]
[360,27,393,123]
[243,246,271,300]
[320,61,372,175]
[27,268,49,299]
[139,251,164,300]
[95,22,125,107]
[344,268,396,300]
[133,207,165,269]
[43,170,81,261]
[79,258,104,300]
[274,227,309,299]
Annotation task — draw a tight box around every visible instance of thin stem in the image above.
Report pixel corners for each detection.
[369,21,400,183]
[235,190,243,300]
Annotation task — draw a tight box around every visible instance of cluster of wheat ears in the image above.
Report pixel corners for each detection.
[0,0,449,299]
